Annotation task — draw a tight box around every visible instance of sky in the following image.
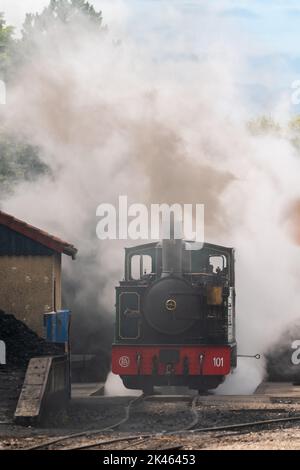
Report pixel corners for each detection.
[2,0,300,114]
[2,0,300,56]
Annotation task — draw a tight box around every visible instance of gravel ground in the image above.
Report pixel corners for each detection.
[199,427,300,450]
[1,395,300,450]
[2,428,300,450]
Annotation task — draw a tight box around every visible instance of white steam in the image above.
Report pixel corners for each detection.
[1,3,300,394]
[104,372,141,397]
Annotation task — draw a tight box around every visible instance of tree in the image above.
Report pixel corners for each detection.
[247,115,281,136]
[13,0,105,67]
[22,0,103,39]
[247,114,300,156]
[0,13,14,78]
[0,134,49,194]
[0,13,48,192]
[0,1,105,190]
[288,116,300,153]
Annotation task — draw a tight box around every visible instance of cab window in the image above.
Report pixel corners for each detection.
[208,255,227,274]
[130,254,153,280]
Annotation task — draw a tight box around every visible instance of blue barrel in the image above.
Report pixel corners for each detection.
[44,311,57,342]
[56,310,71,343]
[44,310,71,343]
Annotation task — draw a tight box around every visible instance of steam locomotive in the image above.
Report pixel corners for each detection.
[112,237,237,393]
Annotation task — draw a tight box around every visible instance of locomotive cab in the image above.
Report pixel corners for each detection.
[112,240,237,393]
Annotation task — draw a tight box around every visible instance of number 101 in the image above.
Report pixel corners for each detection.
[213,357,224,367]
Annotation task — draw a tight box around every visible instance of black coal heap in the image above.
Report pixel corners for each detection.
[0,310,63,368]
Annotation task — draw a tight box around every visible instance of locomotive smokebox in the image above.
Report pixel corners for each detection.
[162,218,183,277]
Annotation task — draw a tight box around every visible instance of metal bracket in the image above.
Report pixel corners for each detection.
[238,354,261,359]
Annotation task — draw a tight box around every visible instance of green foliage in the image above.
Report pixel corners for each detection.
[22,0,103,38]
[0,1,104,191]
[288,116,300,132]
[247,116,281,136]
[0,13,47,191]
[287,116,300,153]
[0,13,14,78]
[247,114,300,156]
[0,135,49,193]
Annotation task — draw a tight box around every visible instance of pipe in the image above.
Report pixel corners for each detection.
[161,216,183,277]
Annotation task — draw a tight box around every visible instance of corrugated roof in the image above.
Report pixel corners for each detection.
[0,210,78,259]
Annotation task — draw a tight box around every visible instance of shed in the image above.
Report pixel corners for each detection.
[0,210,77,336]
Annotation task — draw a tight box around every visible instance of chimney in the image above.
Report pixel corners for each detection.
[161,215,183,277]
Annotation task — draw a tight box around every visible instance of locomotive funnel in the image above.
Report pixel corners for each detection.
[162,218,183,277]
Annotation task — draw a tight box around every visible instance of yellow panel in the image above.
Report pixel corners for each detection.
[207,286,223,306]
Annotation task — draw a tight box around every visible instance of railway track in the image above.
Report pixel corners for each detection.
[22,387,300,451]
[23,395,200,451]
[65,414,300,451]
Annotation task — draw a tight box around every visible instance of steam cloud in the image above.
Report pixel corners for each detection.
[1,2,300,394]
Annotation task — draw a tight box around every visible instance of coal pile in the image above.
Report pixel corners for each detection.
[0,310,63,369]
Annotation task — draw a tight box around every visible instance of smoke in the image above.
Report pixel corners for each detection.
[284,198,300,245]
[104,372,141,397]
[1,2,300,393]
